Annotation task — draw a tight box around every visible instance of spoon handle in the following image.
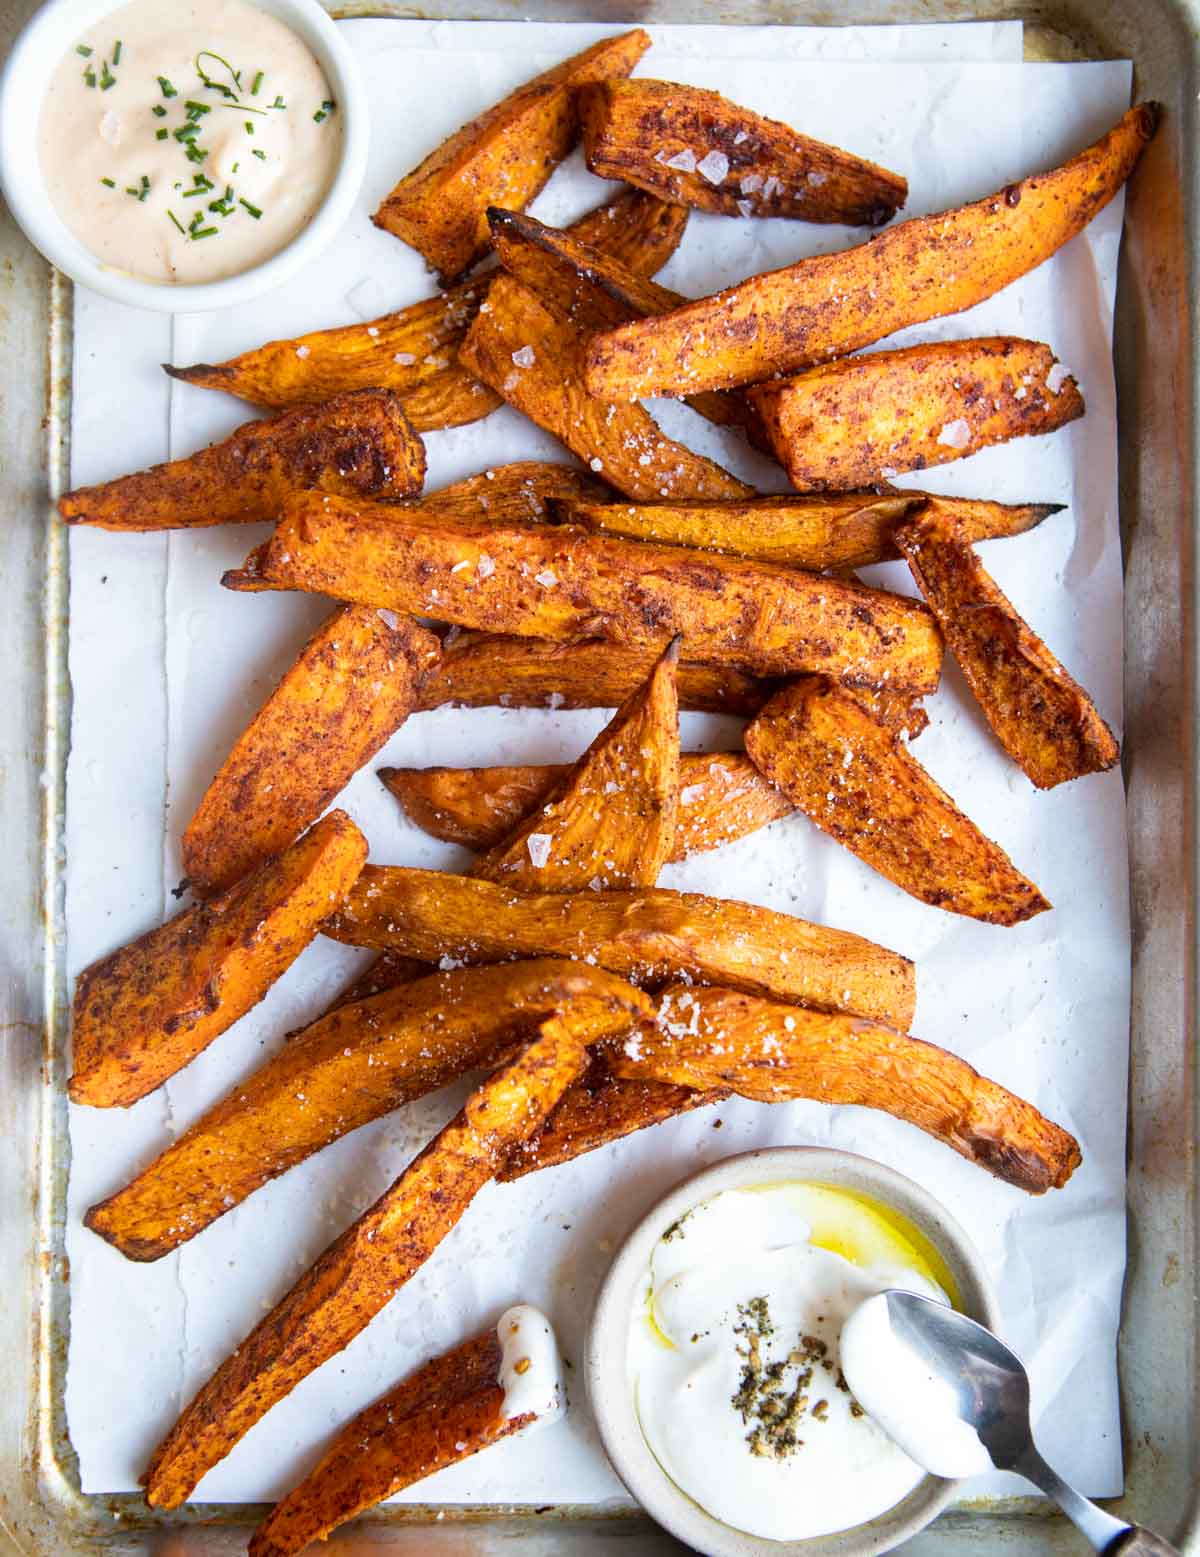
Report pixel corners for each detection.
[1012,1446,1129,1552]
[1105,1528,1183,1556]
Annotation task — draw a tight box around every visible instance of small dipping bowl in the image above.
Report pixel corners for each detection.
[586,1147,999,1557]
[0,0,367,311]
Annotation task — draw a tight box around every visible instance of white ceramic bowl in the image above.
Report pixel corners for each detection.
[586,1147,1000,1557]
[0,0,368,311]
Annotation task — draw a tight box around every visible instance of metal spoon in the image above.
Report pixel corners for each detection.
[842,1291,1179,1555]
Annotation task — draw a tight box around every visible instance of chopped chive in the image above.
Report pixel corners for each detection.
[196,50,241,101]
[313,108,327,123]
[112,40,122,65]
[251,70,263,95]
[184,99,211,116]
[152,103,167,117]
[322,99,336,111]
[217,101,265,115]
[99,60,116,89]
[100,176,115,188]
[156,127,168,140]
[270,95,285,109]
[244,120,254,134]
[182,173,213,196]
[238,197,262,219]
[231,160,240,173]
[140,174,150,200]
[184,144,208,164]
[191,226,219,238]
[75,44,93,57]
[167,208,186,234]
[251,147,266,160]
[157,75,177,98]
[173,123,200,142]
[188,210,204,232]
[83,69,97,87]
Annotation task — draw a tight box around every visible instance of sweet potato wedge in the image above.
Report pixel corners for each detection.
[372,30,651,281]
[165,189,688,431]
[249,1325,536,1557]
[223,493,944,694]
[323,866,916,1029]
[420,632,772,716]
[182,607,439,896]
[472,639,680,888]
[553,490,1062,571]
[58,390,426,531]
[499,1051,728,1180]
[86,960,651,1261]
[611,985,1081,1193]
[70,812,367,1109]
[584,101,1159,397]
[459,274,754,501]
[487,207,771,450]
[748,339,1084,491]
[579,79,907,227]
[396,461,611,526]
[745,679,1049,924]
[894,506,1119,788]
[142,1018,587,1509]
[382,751,793,861]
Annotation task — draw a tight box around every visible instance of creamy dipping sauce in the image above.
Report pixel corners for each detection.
[38,0,341,284]
[628,1183,956,1542]
[497,1304,566,1427]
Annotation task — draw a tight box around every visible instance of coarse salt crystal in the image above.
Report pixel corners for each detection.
[511,345,536,368]
[367,326,379,338]
[737,199,754,218]
[526,833,553,868]
[733,129,749,145]
[393,352,416,365]
[664,149,697,173]
[936,418,971,450]
[696,150,729,185]
[295,345,311,359]
[739,173,763,194]
[589,457,603,472]
[451,559,472,573]
[535,569,557,587]
[761,175,782,199]
[477,554,495,579]
[547,691,565,709]
[377,609,399,629]
[807,170,828,186]
[680,784,705,805]
[1046,361,1071,395]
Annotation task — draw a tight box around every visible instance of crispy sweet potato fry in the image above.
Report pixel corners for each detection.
[70,812,367,1109]
[553,490,1062,570]
[182,607,439,896]
[459,275,754,501]
[421,632,772,716]
[895,506,1119,788]
[487,208,771,450]
[611,985,1081,1193]
[58,390,426,531]
[579,79,907,226]
[324,866,916,1029]
[473,639,680,888]
[500,1051,728,1180]
[372,30,650,280]
[396,461,611,525]
[86,960,651,1261]
[745,679,1049,924]
[142,1018,587,1508]
[165,189,688,430]
[382,752,793,860]
[224,494,944,694]
[748,339,1084,491]
[584,101,1159,397]
[249,1327,531,1557]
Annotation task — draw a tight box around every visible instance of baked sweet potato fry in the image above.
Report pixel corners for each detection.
[249,1322,545,1557]
[58,390,426,531]
[397,461,610,525]
[472,638,680,888]
[584,101,1159,397]
[579,79,907,227]
[372,30,650,280]
[86,960,651,1260]
[70,812,367,1109]
[142,1017,587,1509]
[382,752,793,860]
[165,189,688,431]
[748,339,1084,491]
[420,632,772,716]
[459,275,754,501]
[223,494,944,694]
[486,208,771,450]
[553,491,1062,570]
[895,506,1119,788]
[499,1051,728,1180]
[745,679,1049,924]
[182,607,439,896]
[611,985,1081,1193]
[323,866,916,1029]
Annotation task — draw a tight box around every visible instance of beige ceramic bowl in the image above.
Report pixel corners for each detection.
[585,1147,999,1557]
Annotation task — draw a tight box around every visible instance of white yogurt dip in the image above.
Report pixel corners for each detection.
[497,1304,566,1427]
[38,0,340,283]
[628,1183,955,1542]
[839,1295,993,1479]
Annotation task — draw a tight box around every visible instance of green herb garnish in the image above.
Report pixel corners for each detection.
[251,70,264,95]
[99,59,116,89]
[182,173,214,196]
[156,127,168,140]
[269,94,285,110]
[251,147,266,160]
[83,69,97,87]
[196,50,241,100]
[191,225,218,238]
[125,175,150,202]
[112,40,122,65]
[313,98,336,124]
[184,143,208,164]
[75,44,93,58]
[238,197,263,219]
[152,103,167,117]
[184,100,211,119]
[173,123,200,144]
[244,120,254,134]
[100,177,115,188]
[167,209,186,234]
[157,76,178,98]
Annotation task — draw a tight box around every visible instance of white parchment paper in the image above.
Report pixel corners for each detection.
[65,17,1134,1511]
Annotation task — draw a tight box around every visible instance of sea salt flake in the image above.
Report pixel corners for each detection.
[737,199,754,218]
[761,175,782,199]
[511,345,536,368]
[936,418,971,450]
[739,173,763,194]
[477,554,496,579]
[377,609,399,629]
[295,345,311,359]
[1046,361,1071,395]
[534,569,557,587]
[680,784,705,805]
[733,129,749,145]
[589,457,604,472]
[696,150,729,185]
[807,170,828,186]
[526,833,553,868]
[664,149,697,173]
[393,352,416,365]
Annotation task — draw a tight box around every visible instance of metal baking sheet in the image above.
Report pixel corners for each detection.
[0,3,1195,1553]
